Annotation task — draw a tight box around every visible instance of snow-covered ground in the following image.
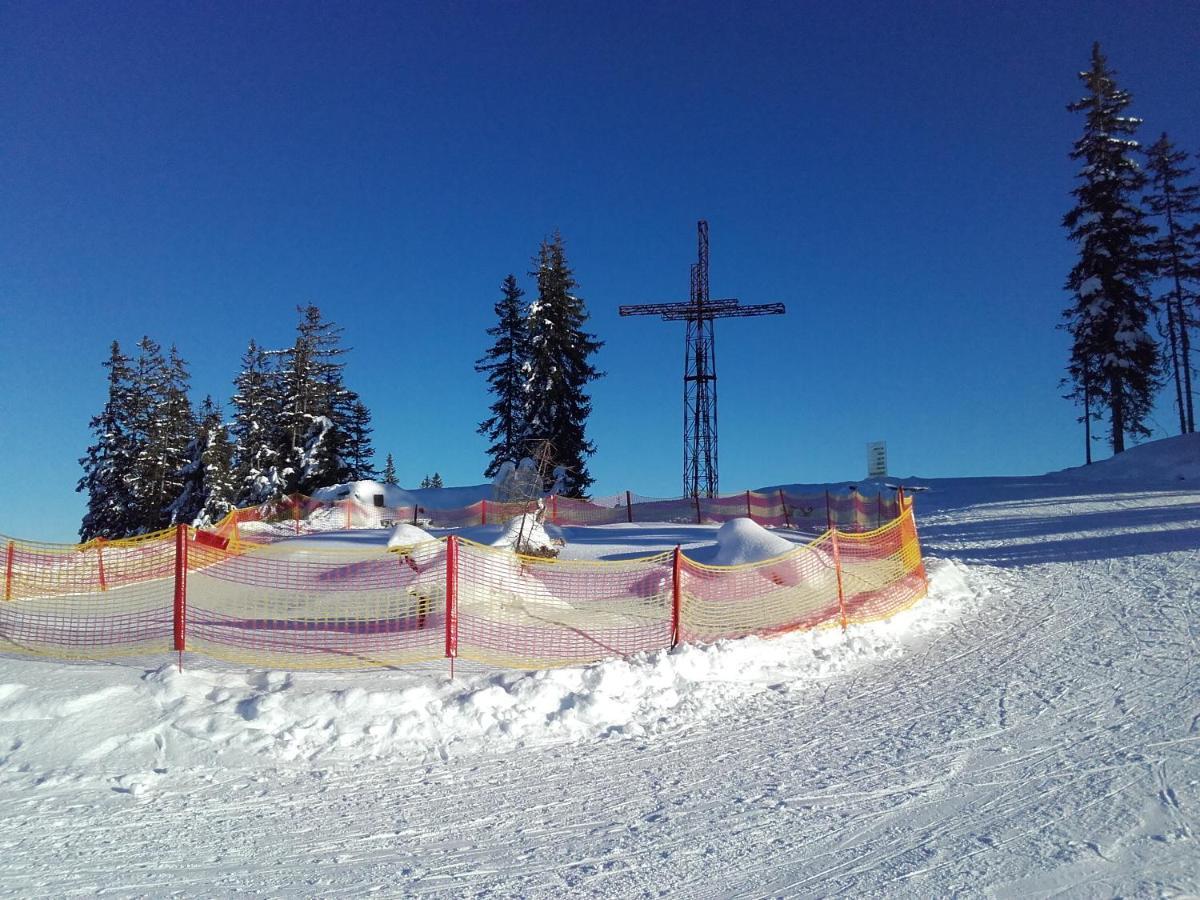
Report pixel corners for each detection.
[1,436,1198,895]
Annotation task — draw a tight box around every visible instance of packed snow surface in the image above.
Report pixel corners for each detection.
[385,522,436,549]
[2,437,1199,895]
[691,515,801,565]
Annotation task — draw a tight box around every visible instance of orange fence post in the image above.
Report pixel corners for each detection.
[445,535,459,678]
[173,525,188,670]
[481,499,487,526]
[779,489,791,528]
[293,495,301,534]
[96,539,108,592]
[671,545,682,648]
[552,494,558,525]
[344,499,351,530]
[625,490,633,523]
[745,490,752,521]
[830,528,848,631]
[825,490,833,531]
[4,540,13,601]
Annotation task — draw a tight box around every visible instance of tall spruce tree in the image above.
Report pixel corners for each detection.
[77,342,139,540]
[169,396,237,527]
[344,399,377,480]
[1062,43,1159,455]
[382,453,398,486]
[231,340,285,505]
[127,338,195,531]
[522,233,603,496]
[476,274,530,478]
[1144,133,1199,434]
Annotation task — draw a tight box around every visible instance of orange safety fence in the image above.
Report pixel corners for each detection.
[0,496,926,671]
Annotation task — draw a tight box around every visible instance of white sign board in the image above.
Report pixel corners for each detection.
[867,441,887,478]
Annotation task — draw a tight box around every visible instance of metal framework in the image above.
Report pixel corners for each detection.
[620,221,785,498]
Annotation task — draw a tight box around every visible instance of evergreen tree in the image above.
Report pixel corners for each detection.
[382,453,398,486]
[231,339,285,505]
[77,342,139,540]
[344,399,377,480]
[1062,43,1159,455]
[127,338,195,531]
[1144,133,1199,434]
[476,274,530,478]
[522,233,604,495]
[169,396,237,527]
[419,474,431,489]
[274,305,358,495]
[430,472,443,489]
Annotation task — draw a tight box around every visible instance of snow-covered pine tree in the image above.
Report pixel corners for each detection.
[168,396,237,527]
[127,338,195,532]
[430,472,443,488]
[1062,43,1159,455]
[522,233,603,496]
[77,342,139,540]
[1144,134,1199,434]
[476,274,530,478]
[231,340,285,505]
[274,305,358,495]
[382,453,398,486]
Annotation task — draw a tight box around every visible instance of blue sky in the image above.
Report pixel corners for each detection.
[2,1,1197,541]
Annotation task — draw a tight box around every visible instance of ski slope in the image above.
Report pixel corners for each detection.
[1,436,1198,896]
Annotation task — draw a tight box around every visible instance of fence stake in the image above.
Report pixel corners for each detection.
[445,535,459,679]
[4,540,13,602]
[626,490,633,523]
[293,495,301,534]
[830,528,848,631]
[552,494,558,525]
[344,499,351,530]
[173,525,188,671]
[96,539,107,592]
[481,499,487,526]
[779,489,791,528]
[825,490,833,532]
[745,490,753,521]
[695,495,702,524]
[671,545,682,648]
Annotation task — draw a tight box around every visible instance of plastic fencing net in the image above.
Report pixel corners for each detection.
[0,502,926,670]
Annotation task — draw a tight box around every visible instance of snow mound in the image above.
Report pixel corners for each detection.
[490,513,563,556]
[313,479,493,511]
[1057,433,1200,482]
[693,517,799,566]
[386,523,436,549]
[0,559,972,793]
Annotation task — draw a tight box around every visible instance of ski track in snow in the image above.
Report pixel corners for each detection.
[1,477,1199,896]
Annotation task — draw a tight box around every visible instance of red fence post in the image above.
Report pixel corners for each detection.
[173,525,188,670]
[779,489,791,528]
[830,528,848,631]
[96,539,108,592]
[745,490,753,521]
[825,490,833,532]
[481,499,487,526]
[293,495,301,534]
[344,499,351,530]
[445,535,459,678]
[4,540,13,602]
[552,494,559,525]
[626,490,633,523]
[671,545,682,648]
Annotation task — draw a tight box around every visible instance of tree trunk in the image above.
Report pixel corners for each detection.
[1110,375,1125,454]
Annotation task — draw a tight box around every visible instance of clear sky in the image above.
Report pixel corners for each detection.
[2,1,1197,541]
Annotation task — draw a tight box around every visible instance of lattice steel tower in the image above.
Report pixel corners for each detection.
[620,221,785,498]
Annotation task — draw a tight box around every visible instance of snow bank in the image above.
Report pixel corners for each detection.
[490,513,562,555]
[1057,432,1200,482]
[312,479,493,511]
[0,560,972,796]
[386,523,436,549]
[689,517,799,566]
